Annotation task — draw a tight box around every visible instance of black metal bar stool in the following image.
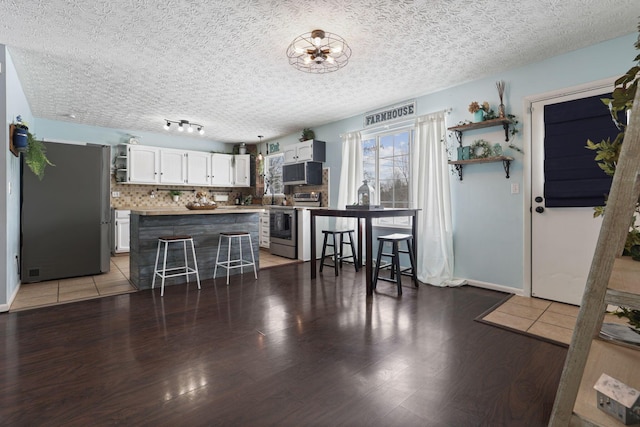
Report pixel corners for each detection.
[152,235,201,296]
[372,233,418,296]
[214,231,258,285]
[320,229,359,276]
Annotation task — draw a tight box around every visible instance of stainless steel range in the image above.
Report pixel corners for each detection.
[269,206,297,259]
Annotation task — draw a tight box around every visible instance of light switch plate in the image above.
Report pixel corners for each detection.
[511,183,519,194]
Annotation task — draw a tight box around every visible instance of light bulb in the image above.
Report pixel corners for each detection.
[198,127,204,135]
[164,122,170,130]
[178,123,184,132]
[313,37,322,47]
[304,56,312,64]
[188,125,193,133]
[332,44,342,54]
[326,56,335,64]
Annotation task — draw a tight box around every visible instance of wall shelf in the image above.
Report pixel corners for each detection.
[448,117,514,143]
[448,156,513,181]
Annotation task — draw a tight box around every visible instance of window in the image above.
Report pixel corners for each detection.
[264,153,285,196]
[362,129,413,226]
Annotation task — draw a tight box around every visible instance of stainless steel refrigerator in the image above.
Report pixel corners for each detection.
[21,142,111,283]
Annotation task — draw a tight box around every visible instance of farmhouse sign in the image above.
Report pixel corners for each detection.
[364,100,416,127]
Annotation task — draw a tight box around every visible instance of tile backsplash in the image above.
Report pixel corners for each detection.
[109,167,329,208]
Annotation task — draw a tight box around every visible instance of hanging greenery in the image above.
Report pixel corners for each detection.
[25,132,55,180]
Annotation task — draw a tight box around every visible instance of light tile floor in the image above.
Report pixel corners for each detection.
[10,249,299,311]
[11,255,135,311]
[482,294,627,345]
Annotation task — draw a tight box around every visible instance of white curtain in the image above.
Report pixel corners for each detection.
[336,131,363,230]
[412,111,460,286]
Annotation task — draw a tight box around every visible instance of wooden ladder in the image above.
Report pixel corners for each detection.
[549,88,640,425]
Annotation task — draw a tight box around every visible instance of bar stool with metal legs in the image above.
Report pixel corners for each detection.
[372,233,418,296]
[152,235,201,296]
[214,231,258,285]
[320,229,359,276]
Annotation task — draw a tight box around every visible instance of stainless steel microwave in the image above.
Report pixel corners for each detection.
[282,162,322,185]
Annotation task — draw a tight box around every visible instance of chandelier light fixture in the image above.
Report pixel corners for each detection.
[286,29,352,74]
[163,119,204,135]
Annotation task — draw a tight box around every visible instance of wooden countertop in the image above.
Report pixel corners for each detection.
[131,206,266,216]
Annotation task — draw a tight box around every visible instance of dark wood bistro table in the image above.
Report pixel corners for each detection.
[310,208,419,296]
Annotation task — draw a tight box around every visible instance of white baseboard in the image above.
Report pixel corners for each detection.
[1,283,21,312]
[465,279,525,296]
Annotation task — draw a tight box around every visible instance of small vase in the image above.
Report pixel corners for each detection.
[172,195,180,202]
[498,103,506,118]
[473,110,484,123]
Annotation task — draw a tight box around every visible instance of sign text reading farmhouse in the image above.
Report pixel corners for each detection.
[364,100,416,127]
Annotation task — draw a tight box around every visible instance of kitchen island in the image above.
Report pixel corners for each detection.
[129,207,263,290]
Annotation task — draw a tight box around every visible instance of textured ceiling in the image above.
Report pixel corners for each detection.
[0,0,638,144]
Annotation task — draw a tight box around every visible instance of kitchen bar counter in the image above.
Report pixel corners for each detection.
[130,208,261,290]
[130,206,266,215]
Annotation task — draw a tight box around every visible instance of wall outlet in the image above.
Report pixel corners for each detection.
[511,183,519,194]
[111,191,120,198]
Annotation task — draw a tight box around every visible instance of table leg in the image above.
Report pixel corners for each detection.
[412,212,418,262]
[311,213,316,279]
[365,218,373,296]
[357,217,363,269]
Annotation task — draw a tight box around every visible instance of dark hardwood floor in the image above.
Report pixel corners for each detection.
[0,263,567,426]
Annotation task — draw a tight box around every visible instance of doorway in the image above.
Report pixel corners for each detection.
[530,80,618,305]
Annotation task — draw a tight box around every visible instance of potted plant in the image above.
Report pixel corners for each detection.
[300,128,315,142]
[169,190,182,202]
[12,115,29,151]
[468,101,490,122]
[25,131,54,180]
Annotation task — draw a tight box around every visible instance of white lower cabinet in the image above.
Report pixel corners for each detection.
[113,210,131,254]
[259,210,270,248]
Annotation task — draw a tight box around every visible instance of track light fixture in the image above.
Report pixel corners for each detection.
[164,119,204,135]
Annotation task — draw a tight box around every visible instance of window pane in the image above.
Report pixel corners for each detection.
[265,154,284,195]
[362,129,412,221]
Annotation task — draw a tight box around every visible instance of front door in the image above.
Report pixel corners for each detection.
[531,84,617,305]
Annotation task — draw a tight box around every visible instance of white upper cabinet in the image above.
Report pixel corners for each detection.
[283,140,326,164]
[283,145,298,164]
[233,154,250,187]
[127,145,159,184]
[210,153,233,187]
[186,151,211,186]
[159,148,186,184]
[121,144,251,187]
